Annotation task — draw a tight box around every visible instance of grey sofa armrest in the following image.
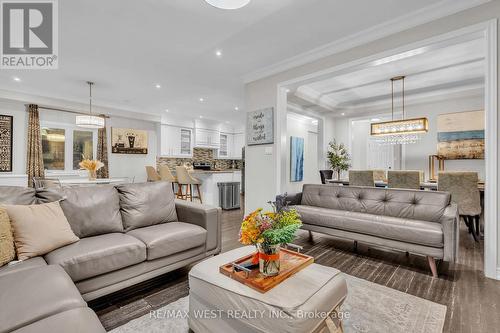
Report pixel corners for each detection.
[175,200,222,254]
[276,192,302,211]
[440,202,460,262]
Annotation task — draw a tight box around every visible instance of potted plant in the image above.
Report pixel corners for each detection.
[327,140,351,180]
[239,200,302,276]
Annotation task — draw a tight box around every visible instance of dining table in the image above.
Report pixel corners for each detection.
[326,179,485,192]
[57,178,130,186]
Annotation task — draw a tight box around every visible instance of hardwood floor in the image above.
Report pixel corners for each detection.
[92,206,500,333]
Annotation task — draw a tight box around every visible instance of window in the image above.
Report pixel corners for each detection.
[180,129,191,155]
[73,130,94,169]
[42,128,65,170]
[41,124,96,172]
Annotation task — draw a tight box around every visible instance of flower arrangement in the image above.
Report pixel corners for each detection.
[239,198,302,276]
[79,156,104,181]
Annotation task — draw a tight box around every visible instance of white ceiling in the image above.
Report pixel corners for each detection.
[0,0,475,123]
[292,37,485,117]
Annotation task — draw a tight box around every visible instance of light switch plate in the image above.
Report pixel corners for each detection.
[265,147,273,155]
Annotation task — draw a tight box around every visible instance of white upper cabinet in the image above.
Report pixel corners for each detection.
[195,128,220,148]
[232,133,245,159]
[160,125,193,157]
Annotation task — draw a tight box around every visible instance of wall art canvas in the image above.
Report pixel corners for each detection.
[290,136,304,182]
[0,115,13,172]
[246,107,274,145]
[111,128,148,154]
[437,110,484,160]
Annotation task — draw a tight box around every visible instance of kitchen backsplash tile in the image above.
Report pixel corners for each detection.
[157,148,242,171]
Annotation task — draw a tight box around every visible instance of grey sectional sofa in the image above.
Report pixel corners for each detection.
[279,184,459,277]
[0,181,221,333]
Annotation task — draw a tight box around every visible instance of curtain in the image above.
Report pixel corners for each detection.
[26,104,44,187]
[96,119,109,179]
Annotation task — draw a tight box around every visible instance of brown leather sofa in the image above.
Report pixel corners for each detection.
[279,184,459,277]
[0,181,221,333]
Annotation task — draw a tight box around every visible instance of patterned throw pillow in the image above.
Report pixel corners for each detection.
[0,208,15,266]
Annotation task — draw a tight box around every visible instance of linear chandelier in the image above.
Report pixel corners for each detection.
[370,76,428,144]
[76,81,105,129]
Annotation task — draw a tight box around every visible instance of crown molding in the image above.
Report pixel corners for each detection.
[243,0,491,83]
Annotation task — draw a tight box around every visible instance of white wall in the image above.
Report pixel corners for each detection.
[0,100,157,184]
[244,1,500,274]
[285,114,319,193]
[345,95,485,180]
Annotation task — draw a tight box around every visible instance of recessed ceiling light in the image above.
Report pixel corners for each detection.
[205,0,250,10]
[225,121,230,124]
[215,50,222,57]
[285,88,291,93]
[165,109,169,113]
[13,77,21,82]
[199,98,204,102]
[199,115,203,119]
[234,106,239,111]
[341,113,345,116]
[371,118,381,122]
[155,84,161,89]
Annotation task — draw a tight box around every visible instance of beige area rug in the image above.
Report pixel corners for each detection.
[111,274,446,333]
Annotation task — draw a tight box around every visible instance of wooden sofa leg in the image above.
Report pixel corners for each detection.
[353,240,358,252]
[308,230,313,242]
[427,256,438,278]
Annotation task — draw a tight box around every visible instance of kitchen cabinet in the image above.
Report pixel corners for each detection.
[160,125,193,157]
[232,133,245,159]
[217,132,232,159]
[195,128,220,148]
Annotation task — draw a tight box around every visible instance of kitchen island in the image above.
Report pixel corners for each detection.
[175,169,242,207]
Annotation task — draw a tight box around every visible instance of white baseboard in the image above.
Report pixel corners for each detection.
[497,267,500,280]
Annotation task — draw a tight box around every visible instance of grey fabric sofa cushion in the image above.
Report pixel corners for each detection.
[301,184,451,223]
[0,257,47,278]
[0,265,86,332]
[116,182,178,231]
[37,186,124,238]
[44,233,146,282]
[0,186,36,205]
[127,222,207,260]
[295,205,443,248]
[11,308,105,333]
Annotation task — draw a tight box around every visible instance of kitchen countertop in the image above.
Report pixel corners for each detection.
[188,169,242,174]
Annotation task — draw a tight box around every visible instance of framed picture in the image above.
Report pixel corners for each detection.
[111,128,148,154]
[290,136,304,182]
[437,110,484,160]
[246,107,274,145]
[0,115,13,172]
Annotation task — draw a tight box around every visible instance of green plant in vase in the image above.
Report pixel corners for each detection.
[239,198,302,276]
[327,139,351,180]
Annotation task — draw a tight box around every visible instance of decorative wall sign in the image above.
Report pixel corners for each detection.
[0,115,13,172]
[111,128,148,154]
[290,136,304,182]
[437,110,484,160]
[246,108,274,145]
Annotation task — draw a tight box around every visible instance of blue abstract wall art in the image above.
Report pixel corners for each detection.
[291,136,304,182]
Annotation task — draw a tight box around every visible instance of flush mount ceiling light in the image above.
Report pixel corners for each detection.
[370,76,428,145]
[205,0,250,10]
[75,81,105,129]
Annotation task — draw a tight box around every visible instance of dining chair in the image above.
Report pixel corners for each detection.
[348,170,375,187]
[145,166,161,182]
[159,165,178,191]
[438,171,481,242]
[319,170,334,184]
[175,166,202,203]
[387,170,421,190]
[32,177,61,190]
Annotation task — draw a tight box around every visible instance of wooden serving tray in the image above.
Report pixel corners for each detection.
[219,247,314,293]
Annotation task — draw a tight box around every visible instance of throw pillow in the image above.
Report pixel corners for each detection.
[2,201,79,261]
[0,208,15,266]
